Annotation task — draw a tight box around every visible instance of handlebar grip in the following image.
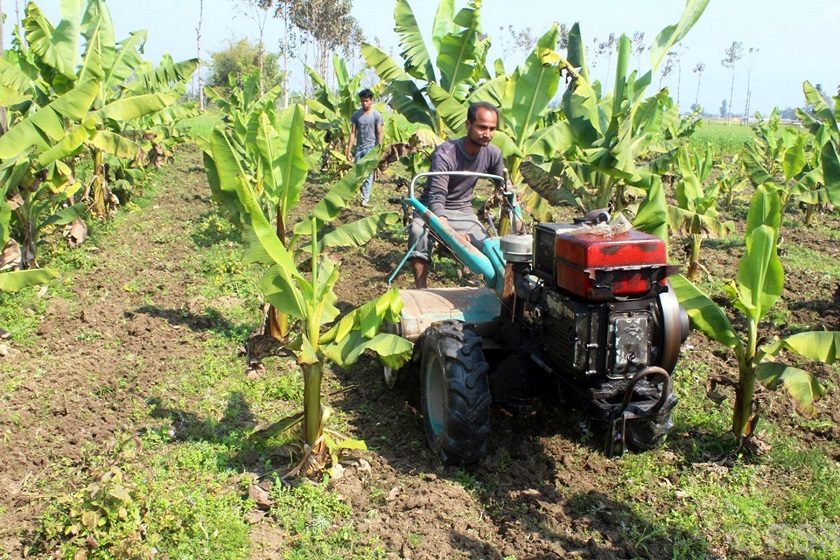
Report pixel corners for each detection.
[388,197,403,204]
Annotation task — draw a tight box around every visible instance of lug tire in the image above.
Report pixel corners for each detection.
[419,320,491,465]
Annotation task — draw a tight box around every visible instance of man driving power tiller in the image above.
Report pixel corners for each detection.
[407,101,505,289]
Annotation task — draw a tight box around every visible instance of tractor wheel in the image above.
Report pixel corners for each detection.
[624,394,677,451]
[419,320,491,465]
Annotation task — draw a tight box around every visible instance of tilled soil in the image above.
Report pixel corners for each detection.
[2,146,839,559]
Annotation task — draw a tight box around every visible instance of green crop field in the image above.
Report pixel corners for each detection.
[690,120,757,154]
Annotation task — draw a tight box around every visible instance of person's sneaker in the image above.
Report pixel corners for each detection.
[360,200,369,208]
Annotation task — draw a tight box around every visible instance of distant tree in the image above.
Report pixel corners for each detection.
[631,31,646,70]
[720,98,728,118]
[495,25,538,65]
[593,33,617,90]
[659,51,675,89]
[670,45,687,104]
[209,38,283,94]
[258,0,299,107]
[692,61,705,109]
[721,41,744,124]
[232,0,276,95]
[557,23,570,50]
[260,0,362,95]
[779,107,797,120]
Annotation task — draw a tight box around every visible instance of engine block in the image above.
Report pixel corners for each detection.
[542,288,659,380]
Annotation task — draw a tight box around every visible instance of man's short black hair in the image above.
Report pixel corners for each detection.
[467,101,499,123]
[359,88,374,100]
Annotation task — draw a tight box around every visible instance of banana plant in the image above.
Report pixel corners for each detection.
[205,102,410,471]
[6,165,86,269]
[241,199,411,471]
[378,112,444,180]
[520,0,709,226]
[741,108,828,223]
[795,81,840,223]
[361,0,490,136]
[714,155,749,212]
[203,99,398,352]
[0,159,60,297]
[668,145,735,280]
[15,0,194,218]
[0,79,100,266]
[671,184,837,450]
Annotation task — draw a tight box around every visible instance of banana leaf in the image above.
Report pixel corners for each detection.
[436,0,483,99]
[755,362,826,418]
[125,53,197,94]
[430,0,456,54]
[296,147,383,232]
[519,160,579,208]
[24,0,85,85]
[322,331,413,370]
[821,140,840,206]
[764,331,840,364]
[803,81,838,135]
[272,105,309,222]
[670,274,741,350]
[0,79,100,159]
[361,43,435,129]
[315,213,402,252]
[426,83,467,134]
[77,25,105,85]
[745,183,781,242]
[0,58,37,106]
[238,179,305,314]
[0,268,59,292]
[395,0,436,83]
[782,133,807,183]
[667,206,734,237]
[735,224,783,322]
[107,32,149,89]
[646,0,709,94]
[94,93,177,123]
[503,24,561,146]
[91,129,144,160]
[634,176,670,243]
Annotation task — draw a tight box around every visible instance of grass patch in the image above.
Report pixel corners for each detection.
[177,111,223,142]
[270,479,386,559]
[0,288,47,345]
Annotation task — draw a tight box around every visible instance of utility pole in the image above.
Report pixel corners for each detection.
[197,0,205,111]
[742,48,758,125]
[0,0,8,135]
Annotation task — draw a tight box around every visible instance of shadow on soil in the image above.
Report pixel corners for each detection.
[133,305,253,341]
[146,392,258,442]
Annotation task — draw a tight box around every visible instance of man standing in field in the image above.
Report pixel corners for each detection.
[346,88,383,208]
[408,101,505,289]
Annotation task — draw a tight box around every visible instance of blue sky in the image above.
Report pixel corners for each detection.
[11,0,840,116]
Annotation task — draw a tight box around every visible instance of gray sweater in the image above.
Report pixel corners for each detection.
[420,138,504,215]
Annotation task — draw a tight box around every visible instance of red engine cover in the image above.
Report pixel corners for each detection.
[554,229,670,301]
